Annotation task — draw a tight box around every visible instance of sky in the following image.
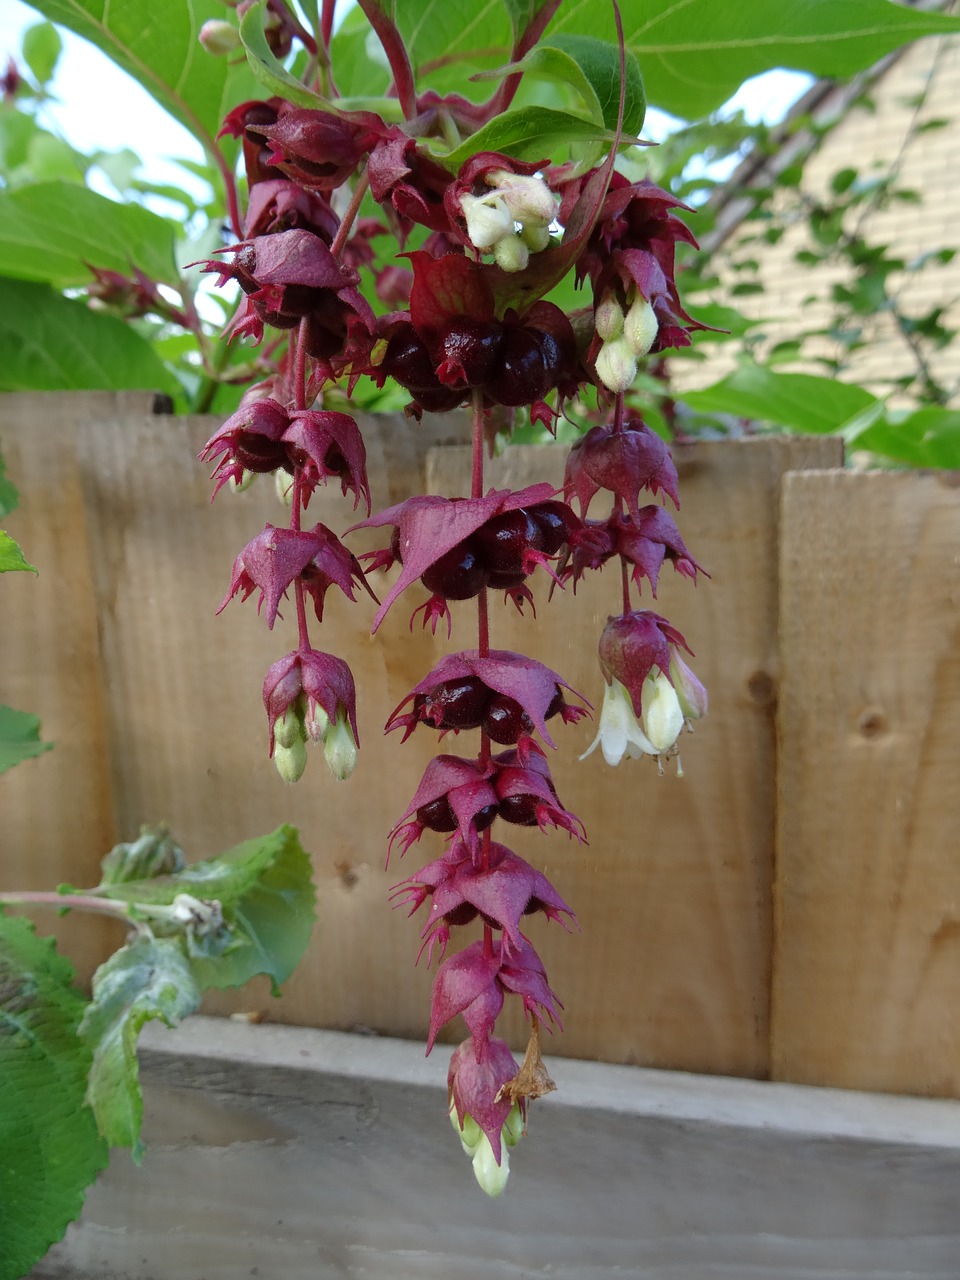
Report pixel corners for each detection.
[1,0,814,193]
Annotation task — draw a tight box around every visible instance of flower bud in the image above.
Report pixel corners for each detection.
[624,296,659,358]
[640,670,684,753]
[274,706,303,750]
[323,708,358,780]
[450,1104,483,1157]
[304,699,330,743]
[471,1133,511,1198]
[199,19,241,55]
[670,653,708,722]
[519,221,551,253]
[487,170,559,227]
[595,294,624,342]
[595,337,638,393]
[274,469,294,506]
[459,193,513,251]
[493,235,530,274]
[501,1102,525,1149]
[274,737,307,784]
[229,468,257,494]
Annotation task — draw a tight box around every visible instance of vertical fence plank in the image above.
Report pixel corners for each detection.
[774,470,960,1096]
[427,436,841,1076]
[0,393,152,979]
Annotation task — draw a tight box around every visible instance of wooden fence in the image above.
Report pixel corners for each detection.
[3,391,959,1097]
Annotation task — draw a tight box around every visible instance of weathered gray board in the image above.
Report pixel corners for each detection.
[31,1017,960,1280]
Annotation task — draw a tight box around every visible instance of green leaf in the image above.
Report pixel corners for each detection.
[0,912,108,1280]
[79,937,200,1158]
[238,0,329,108]
[0,530,37,574]
[545,0,960,120]
[21,20,63,85]
[0,105,45,177]
[0,705,53,774]
[680,363,877,434]
[0,181,178,288]
[538,35,645,135]
[0,450,18,518]
[851,406,960,469]
[0,278,178,395]
[440,104,620,168]
[20,0,260,158]
[98,826,316,995]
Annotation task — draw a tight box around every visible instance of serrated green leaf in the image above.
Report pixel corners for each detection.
[20,0,260,159]
[0,705,53,774]
[238,0,329,108]
[0,181,178,288]
[545,0,960,121]
[439,104,620,168]
[79,937,200,1158]
[21,20,62,85]
[0,278,178,395]
[98,826,316,997]
[680,363,877,434]
[0,912,108,1280]
[0,530,37,574]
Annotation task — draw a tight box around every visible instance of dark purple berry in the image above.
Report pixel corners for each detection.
[390,525,403,564]
[473,803,498,832]
[486,328,548,406]
[446,902,479,927]
[484,695,534,744]
[421,541,486,600]
[487,568,528,591]
[437,317,504,387]
[423,677,490,731]
[383,328,464,412]
[530,501,578,556]
[474,509,543,575]
[417,797,457,832]
[498,794,539,826]
[545,685,565,720]
[235,433,289,474]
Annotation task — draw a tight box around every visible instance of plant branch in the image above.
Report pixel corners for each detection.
[355,1,417,120]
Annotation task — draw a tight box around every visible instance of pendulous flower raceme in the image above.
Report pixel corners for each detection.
[193,0,708,1195]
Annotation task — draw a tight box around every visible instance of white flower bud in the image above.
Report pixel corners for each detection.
[460,192,513,250]
[471,1133,510,1198]
[501,1103,525,1149]
[229,468,256,494]
[493,234,530,273]
[323,709,358,781]
[274,737,307,784]
[304,700,330,744]
[486,169,559,227]
[595,337,638,393]
[199,19,241,56]
[624,296,659,358]
[670,653,708,721]
[640,671,685,753]
[450,1104,483,1157]
[274,470,294,506]
[519,221,551,252]
[274,707,303,750]
[595,294,625,342]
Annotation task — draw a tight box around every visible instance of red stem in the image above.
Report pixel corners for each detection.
[356,0,418,119]
[291,317,311,651]
[486,0,564,120]
[214,146,244,241]
[330,169,371,260]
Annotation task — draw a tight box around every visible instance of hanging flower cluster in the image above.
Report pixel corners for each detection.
[194,0,707,1195]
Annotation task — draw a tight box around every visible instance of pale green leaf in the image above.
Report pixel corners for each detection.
[238,0,329,108]
[545,0,960,120]
[79,937,200,1158]
[0,912,108,1280]
[0,705,53,774]
[21,20,62,85]
[524,35,645,134]
[0,530,37,574]
[0,450,18,518]
[0,182,177,288]
[680,364,877,434]
[439,104,620,168]
[851,406,960,469]
[0,278,178,395]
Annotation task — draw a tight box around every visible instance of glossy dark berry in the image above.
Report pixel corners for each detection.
[484,695,534,744]
[423,677,491,731]
[530,501,578,556]
[235,433,289,474]
[546,685,565,720]
[437,317,504,387]
[473,803,499,832]
[487,567,528,591]
[383,328,464,413]
[417,797,458,832]
[445,901,479,927]
[498,794,539,826]
[421,541,486,600]
[487,328,549,406]
[474,509,543,575]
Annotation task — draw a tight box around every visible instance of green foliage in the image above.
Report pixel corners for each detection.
[20,21,63,86]
[0,531,36,574]
[0,913,109,1280]
[0,278,178,395]
[441,105,621,167]
[0,706,53,774]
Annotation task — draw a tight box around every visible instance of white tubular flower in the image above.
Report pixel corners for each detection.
[624,295,659,358]
[323,707,358,781]
[595,337,638,393]
[640,670,684,753]
[459,192,513,250]
[580,679,656,766]
[471,1133,511,1198]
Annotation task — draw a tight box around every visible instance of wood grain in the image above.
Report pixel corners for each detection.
[773,469,960,1095]
[427,436,842,1077]
[31,1017,960,1280]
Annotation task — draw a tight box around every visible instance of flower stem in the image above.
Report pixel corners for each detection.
[330,169,371,260]
[613,389,625,433]
[0,890,134,920]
